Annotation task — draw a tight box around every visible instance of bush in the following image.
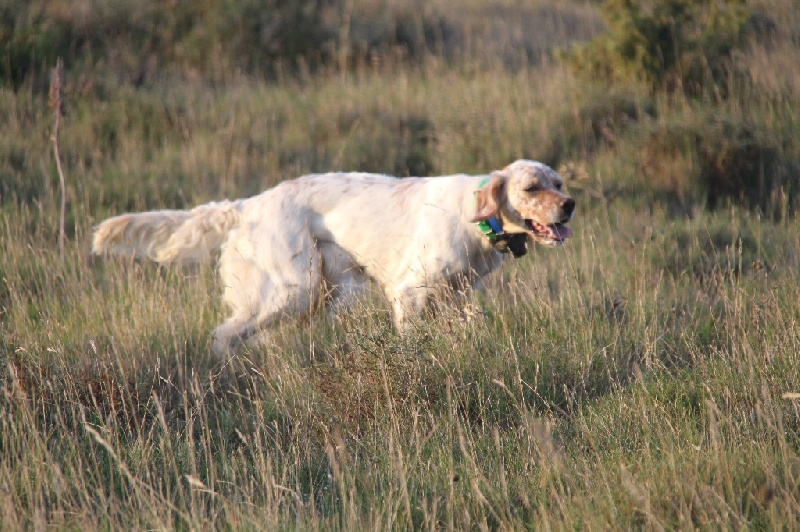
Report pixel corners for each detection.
[637,114,784,211]
[186,0,339,76]
[0,0,341,87]
[347,7,460,64]
[558,0,754,95]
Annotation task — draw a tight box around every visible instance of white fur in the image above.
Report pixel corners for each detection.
[92,160,575,356]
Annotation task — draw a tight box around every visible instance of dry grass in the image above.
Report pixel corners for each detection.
[3,188,800,528]
[2,0,800,528]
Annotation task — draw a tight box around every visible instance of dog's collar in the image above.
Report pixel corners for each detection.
[474,177,527,258]
[478,216,505,241]
[475,177,504,241]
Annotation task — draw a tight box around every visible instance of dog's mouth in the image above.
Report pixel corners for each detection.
[525,220,573,244]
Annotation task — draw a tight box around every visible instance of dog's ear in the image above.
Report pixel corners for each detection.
[471,171,506,222]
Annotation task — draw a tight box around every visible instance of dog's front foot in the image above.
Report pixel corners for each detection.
[211,334,235,359]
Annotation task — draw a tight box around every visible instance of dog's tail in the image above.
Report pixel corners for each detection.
[92,200,243,263]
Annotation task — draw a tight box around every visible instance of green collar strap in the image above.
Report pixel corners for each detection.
[475,177,505,241]
[474,177,528,258]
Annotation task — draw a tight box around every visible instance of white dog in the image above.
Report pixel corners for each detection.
[92,160,575,355]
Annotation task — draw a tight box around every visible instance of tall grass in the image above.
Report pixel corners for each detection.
[2,0,800,528]
[3,195,800,527]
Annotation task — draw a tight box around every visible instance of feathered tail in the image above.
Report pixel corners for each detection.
[92,200,242,263]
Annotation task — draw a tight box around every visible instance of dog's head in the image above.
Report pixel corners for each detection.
[472,159,575,247]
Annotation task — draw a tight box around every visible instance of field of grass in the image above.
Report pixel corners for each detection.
[2,0,800,528]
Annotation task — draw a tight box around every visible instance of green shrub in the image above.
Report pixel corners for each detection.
[558,0,754,94]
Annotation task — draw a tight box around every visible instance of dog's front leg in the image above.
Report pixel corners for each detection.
[389,285,431,332]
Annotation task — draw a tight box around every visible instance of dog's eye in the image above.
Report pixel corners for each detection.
[525,184,540,193]
[555,182,564,191]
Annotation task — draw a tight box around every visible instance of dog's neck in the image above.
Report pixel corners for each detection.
[473,180,528,258]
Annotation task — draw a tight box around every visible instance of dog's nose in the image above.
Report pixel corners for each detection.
[561,197,576,219]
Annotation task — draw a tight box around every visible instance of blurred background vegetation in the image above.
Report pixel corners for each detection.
[2,0,797,215]
[2,0,601,85]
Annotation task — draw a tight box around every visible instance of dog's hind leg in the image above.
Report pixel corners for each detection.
[212,315,259,357]
[212,223,324,356]
[319,242,369,318]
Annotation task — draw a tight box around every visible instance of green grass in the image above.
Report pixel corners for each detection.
[2,0,800,528]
